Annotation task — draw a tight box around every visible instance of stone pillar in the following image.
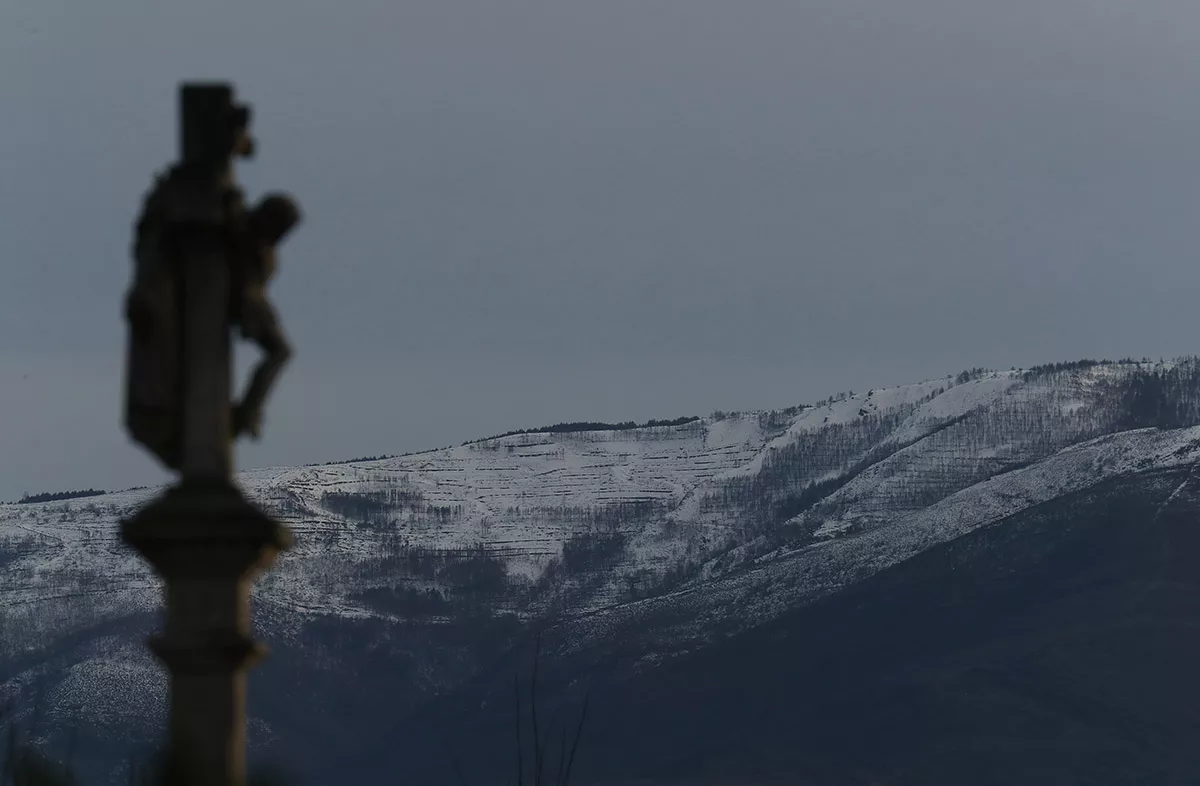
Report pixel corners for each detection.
[122,483,290,786]
[121,83,292,786]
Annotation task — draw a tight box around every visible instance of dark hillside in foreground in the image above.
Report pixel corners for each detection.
[377,464,1200,786]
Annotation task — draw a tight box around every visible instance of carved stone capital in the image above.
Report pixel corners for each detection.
[149,632,267,675]
[120,479,292,580]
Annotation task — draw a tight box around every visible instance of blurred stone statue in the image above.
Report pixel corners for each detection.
[123,95,299,471]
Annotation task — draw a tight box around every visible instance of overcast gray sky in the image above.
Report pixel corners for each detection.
[2,0,1199,500]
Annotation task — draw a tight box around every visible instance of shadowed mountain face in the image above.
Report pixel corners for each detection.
[3,359,1200,784]
[584,469,1200,786]
[384,467,1200,786]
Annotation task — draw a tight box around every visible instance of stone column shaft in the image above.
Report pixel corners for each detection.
[121,83,291,786]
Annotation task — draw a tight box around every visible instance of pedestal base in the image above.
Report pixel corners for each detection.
[121,479,291,786]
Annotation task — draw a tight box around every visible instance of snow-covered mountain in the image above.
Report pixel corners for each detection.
[3,357,1200,784]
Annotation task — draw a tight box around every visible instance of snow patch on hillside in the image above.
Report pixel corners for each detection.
[0,360,1191,656]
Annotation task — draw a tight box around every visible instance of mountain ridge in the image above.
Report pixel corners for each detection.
[4,355,1200,783]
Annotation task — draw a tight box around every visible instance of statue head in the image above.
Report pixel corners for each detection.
[250,194,301,246]
[230,104,255,159]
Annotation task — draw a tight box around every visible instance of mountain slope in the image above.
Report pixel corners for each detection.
[2,357,1200,784]
[383,465,1200,785]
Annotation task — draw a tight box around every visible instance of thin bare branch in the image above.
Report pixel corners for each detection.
[514,675,524,786]
[531,633,544,786]
[554,728,568,786]
[561,692,590,786]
